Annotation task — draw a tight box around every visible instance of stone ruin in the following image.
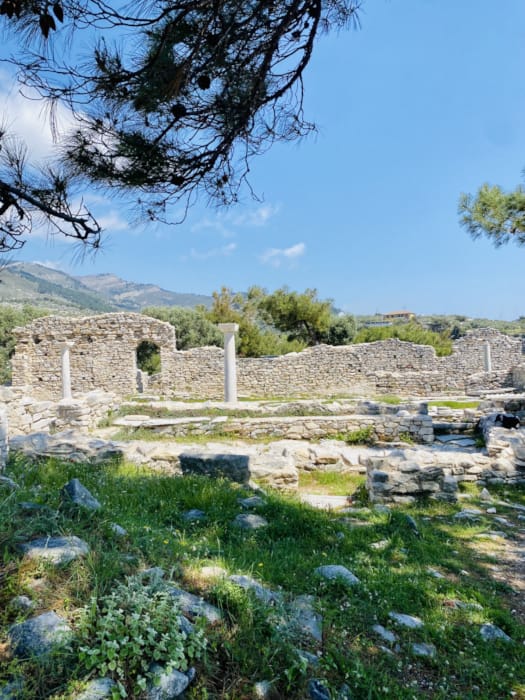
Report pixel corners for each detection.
[9,313,525,401]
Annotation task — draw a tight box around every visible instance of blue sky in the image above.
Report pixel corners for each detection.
[5,0,525,320]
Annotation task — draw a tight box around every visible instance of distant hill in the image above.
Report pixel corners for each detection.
[0,263,212,313]
[77,273,212,311]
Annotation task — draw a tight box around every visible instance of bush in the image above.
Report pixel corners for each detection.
[77,575,206,698]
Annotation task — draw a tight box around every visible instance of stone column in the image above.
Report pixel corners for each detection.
[483,341,492,372]
[218,323,239,403]
[61,341,75,400]
[0,408,8,470]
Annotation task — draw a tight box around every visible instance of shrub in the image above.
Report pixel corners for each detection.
[77,575,206,698]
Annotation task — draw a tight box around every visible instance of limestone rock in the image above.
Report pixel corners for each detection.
[18,535,89,565]
[8,611,72,659]
[146,665,193,700]
[372,624,397,644]
[228,575,282,605]
[286,595,323,643]
[182,509,207,522]
[0,476,19,491]
[411,642,436,658]
[62,478,101,510]
[180,452,249,483]
[314,565,360,587]
[388,612,424,629]
[232,514,268,530]
[166,586,222,624]
[75,678,116,700]
[238,496,265,509]
[307,679,331,700]
[479,623,512,642]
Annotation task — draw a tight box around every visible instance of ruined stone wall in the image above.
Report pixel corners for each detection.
[11,313,177,400]
[9,314,524,400]
[167,329,522,399]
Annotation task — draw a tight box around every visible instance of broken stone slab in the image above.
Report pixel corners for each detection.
[146,665,194,700]
[286,595,323,643]
[479,623,512,642]
[74,678,116,700]
[18,535,90,565]
[180,453,250,483]
[61,478,101,510]
[300,494,350,510]
[372,624,397,644]
[248,453,299,490]
[8,595,35,612]
[228,575,282,605]
[8,611,72,659]
[232,514,269,530]
[388,612,424,629]
[314,565,360,587]
[110,523,127,537]
[166,586,222,624]
[307,679,331,700]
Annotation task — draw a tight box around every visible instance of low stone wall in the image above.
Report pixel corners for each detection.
[0,386,118,436]
[168,328,522,399]
[114,411,434,444]
[10,315,524,401]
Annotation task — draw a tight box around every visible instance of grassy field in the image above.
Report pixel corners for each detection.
[1,455,524,699]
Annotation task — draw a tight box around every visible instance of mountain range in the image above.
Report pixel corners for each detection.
[0,262,212,314]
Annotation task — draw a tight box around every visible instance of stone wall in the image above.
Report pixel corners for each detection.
[11,313,177,400]
[169,328,522,399]
[10,314,524,401]
[0,386,118,436]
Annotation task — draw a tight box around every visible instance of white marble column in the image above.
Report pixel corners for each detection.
[0,408,8,470]
[483,341,492,372]
[61,341,75,400]
[218,323,239,403]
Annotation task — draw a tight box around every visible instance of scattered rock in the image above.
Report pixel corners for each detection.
[0,678,24,700]
[167,586,222,624]
[411,642,436,658]
[480,488,492,501]
[0,476,19,491]
[372,624,397,644]
[18,535,90,565]
[388,612,424,629]
[232,514,268,530]
[314,565,360,587]
[8,611,72,659]
[75,678,116,700]
[180,453,249,483]
[9,595,35,612]
[287,595,323,643]
[426,567,445,579]
[182,509,207,522]
[229,575,282,605]
[61,478,101,510]
[253,680,279,699]
[308,679,331,700]
[146,664,193,700]
[454,509,482,520]
[479,623,512,642]
[110,523,127,537]
[405,515,420,536]
[238,496,265,508]
[370,539,389,550]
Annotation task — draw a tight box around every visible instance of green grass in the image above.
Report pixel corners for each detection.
[1,456,524,699]
[298,471,365,497]
[428,401,480,410]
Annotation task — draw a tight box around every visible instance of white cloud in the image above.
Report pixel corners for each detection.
[191,203,280,237]
[260,242,306,268]
[96,211,129,232]
[0,69,76,163]
[183,242,237,261]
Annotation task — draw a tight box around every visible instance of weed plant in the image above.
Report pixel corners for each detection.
[0,456,524,698]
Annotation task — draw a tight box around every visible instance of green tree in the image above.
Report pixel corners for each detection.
[258,287,333,345]
[459,183,525,246]
[353,322,453,356]
[1,1,361,252]
[142,306,223,350]
[320,314,356,345]
[0,305,49,383]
